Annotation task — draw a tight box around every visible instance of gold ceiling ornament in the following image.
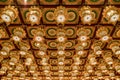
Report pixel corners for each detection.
[14,63,24,74]
[58,66,64,73]
[9,51,19,66]
[58,56,65,66]
[73,55,81,65]
[102,51,113,65]
[0,62,9,75]
[57,28,67,43]
[98,60,108,73]
[103,6,120,25]
[0,5,18,26]
[25,54,34,66]
[83,71,90,79]
[32,72,39,80]
[11,27,26,42]
[88,54,97,65]
[77,28,90,42]
[0,42,14,56]
[95,70,103,79]
[41,56,49,66]
[79,6,96,25]
[54,6,68,26]
[32,28,45,42]
[18,41,30,53]
[28,63,38,73]
[7,71,14,79]
[57,50,65,56]
[108,70,115,78]
[38,50,46,56]
[85,63,93,73]
[113,59,120,73]
[57,43,66,51]
[26,6,42,26]
[96,27,112,42]
[71,65,79,73]
[19,71,27,80]
[109,41,120,55]
[91,41,103,55]
[75,42,84,51]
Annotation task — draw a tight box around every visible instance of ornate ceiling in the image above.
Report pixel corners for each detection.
[0,0,120,80]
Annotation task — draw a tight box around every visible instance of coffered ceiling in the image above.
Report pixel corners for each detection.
[0,0,120,80]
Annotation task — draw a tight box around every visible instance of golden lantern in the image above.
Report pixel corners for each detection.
[11,27,26,42]
[0,62,9,74]
[73,55,81,65]
[7,71,14,79]
[58,50,65,56]
[19,71,27,80]
[0,42,14,56]
[79,6,95,25]
[95,70,103,79]
[77,28,90,42]
[72,65,79,73]
[54,6,68,26]
[41,56,49,66]
[14,63,24,73]
[18,41,30,51]
[102,51,113,65]
[0,5,18,25]
[96,27,111,42]
[32,28,45,42]
[25,54,34,66]
[58,66,64,73]
[108,70,115,77]
[75,42,84,51]
[109,41,120,55]
[43,65,51,74]
[26,6,42,26]
[29,64,37,73]
[91,41,103,55]
[18,41,30,56]
[38,50,46,56]
[88,54,97,65]
[98,60,108,73]
[32,72,39,80]
[9,51,19,66]
[83,71,90,78]
[85,63,93,73]
[103,6,120,25]
[57,28,67,43]
[113,59,120,73]
[58,56,65,66]
[76,50,85,56]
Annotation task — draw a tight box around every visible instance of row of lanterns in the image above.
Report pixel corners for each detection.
[0,5,120,26]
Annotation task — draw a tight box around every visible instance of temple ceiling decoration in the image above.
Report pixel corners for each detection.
[0,0,120,80]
